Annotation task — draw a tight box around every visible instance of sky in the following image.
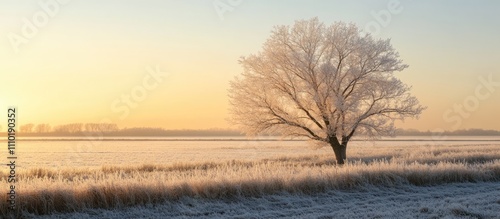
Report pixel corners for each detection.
[0,0,499,131]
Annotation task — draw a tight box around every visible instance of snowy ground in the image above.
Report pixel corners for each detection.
[30,182,500,219]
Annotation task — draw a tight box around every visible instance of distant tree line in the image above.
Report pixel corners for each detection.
[114,127,243,137]
[15,123,243,137]
[19,123,119,135]
[7,123,500,137]
[395,128,500,136]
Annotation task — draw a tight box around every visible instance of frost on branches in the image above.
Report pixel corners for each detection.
[229,18,425,164]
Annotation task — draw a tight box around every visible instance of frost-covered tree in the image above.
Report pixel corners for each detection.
[229,18,425,165]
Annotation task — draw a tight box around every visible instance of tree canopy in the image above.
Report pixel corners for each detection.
[229,18,425,164]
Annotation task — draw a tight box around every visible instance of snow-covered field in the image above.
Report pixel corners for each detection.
[32,182,500,219]
[16,137,500,168]
[2,138,499,218]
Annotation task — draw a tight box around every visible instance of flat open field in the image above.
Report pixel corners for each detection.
[35,182,500,219]
[1,137,500,218]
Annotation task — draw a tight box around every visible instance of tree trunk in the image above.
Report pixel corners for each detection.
[330,142,347,165]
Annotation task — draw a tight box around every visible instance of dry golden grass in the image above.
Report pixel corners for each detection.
[1,143,499,217]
